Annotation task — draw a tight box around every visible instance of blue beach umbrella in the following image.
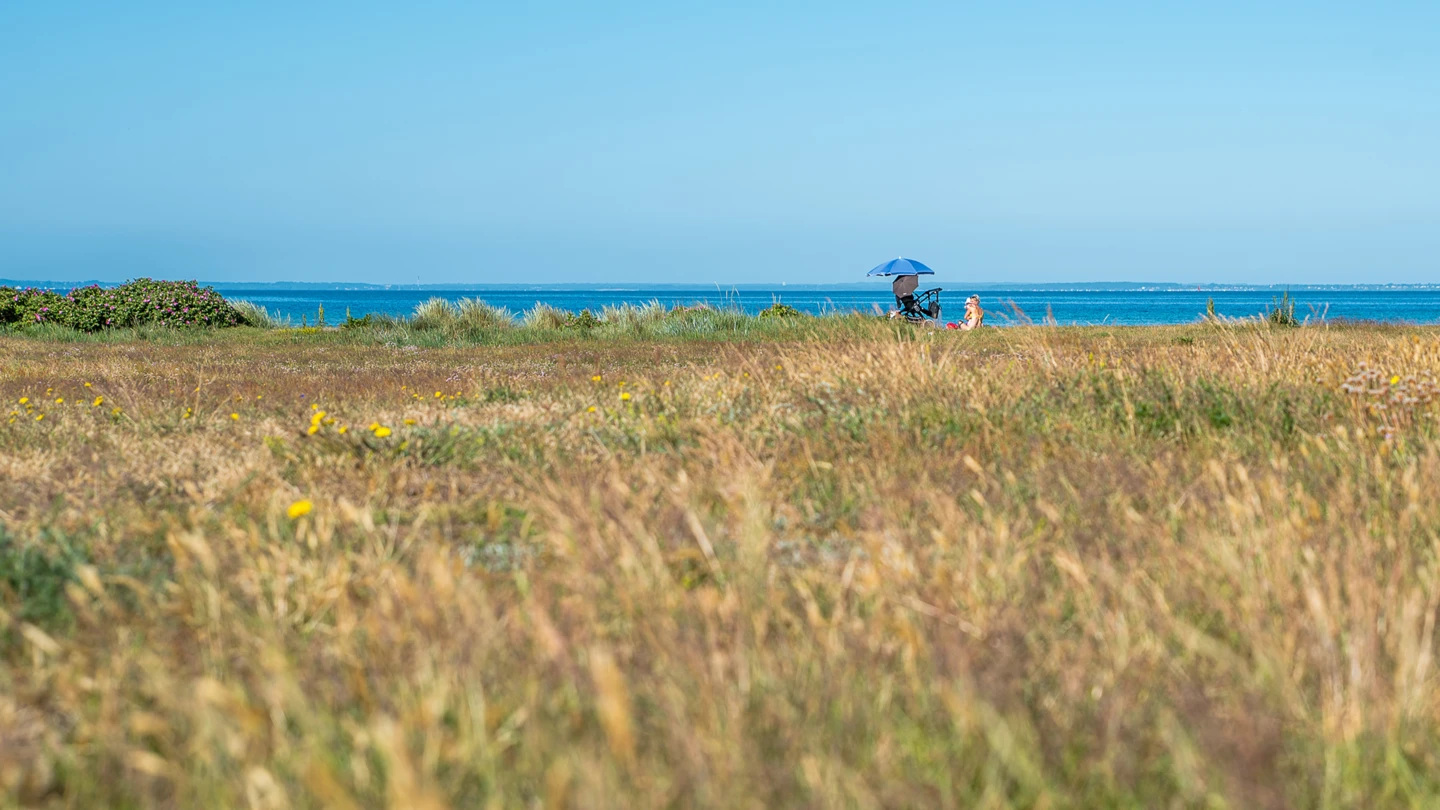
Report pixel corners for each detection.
[866,257,936,277]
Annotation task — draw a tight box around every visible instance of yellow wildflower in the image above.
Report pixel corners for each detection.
[311,410,327,424]
[1391,375,1401,385]
[620,392,631,401]
[111,407,122,416]
[368,422,380,430]
[230,413,239,420]
[434,391,442,399]
[18,397,28,405]
[373,426,392,438]
[338,425,348,434]
[287,499,313,519]
[84,382,92,388]
[404,418,416,425]
[55,397,64,404]
[92,396,103,407]
[307,424,320,435]
[35,414,44,421]
[587,406,597,413]
[592,375,602,382]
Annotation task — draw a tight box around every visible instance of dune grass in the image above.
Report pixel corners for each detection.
[2,323,1440,808]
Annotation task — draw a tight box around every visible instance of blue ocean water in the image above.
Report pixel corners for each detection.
[215,286,1440,327]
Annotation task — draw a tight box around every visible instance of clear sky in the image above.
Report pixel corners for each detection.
[2,1,1436,285]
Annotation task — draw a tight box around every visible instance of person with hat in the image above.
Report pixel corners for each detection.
[947,295,984,330]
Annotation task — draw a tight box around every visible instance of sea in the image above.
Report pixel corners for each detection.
[209,285,1440,327]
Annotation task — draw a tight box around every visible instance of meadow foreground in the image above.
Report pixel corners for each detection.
[2,324,1439,808]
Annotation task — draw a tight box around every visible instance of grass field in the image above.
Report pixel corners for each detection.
[2,320,1439,808]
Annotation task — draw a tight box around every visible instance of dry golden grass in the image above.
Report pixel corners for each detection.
[2,323,1440,808]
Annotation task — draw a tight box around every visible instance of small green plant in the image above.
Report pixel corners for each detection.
[1205,298,1217,321]
[758,302,804,319]
[1267,290,1298,327]
[341,312,374,329]
[565,309,601,330]
[317,303,325,327]
[0,534,75,631]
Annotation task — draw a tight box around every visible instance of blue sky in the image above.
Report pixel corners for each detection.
[2,1,1436,284]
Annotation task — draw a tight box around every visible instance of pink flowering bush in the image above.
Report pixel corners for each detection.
[0,279,247,330]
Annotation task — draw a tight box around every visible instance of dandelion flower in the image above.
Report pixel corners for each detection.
[373,426,392,438]
[35,414,44,421]
[1391,375,1401,385]
[55,397,64,404]
[587,406,597,413]
[230,413,239,420]
[307,424,320,435]
[434,391,443,399]
[111,407,122,416]
[84,382,91,388]
[404,418,416,425]
[338,425,348,434]
[92,396,103,407]
[287,499,313,519]
[592,375,602,382]
[620,392,631,401]
[18,397,28,405]
[368,422,380,430]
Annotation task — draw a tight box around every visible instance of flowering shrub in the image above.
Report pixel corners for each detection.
[0,279,247,330]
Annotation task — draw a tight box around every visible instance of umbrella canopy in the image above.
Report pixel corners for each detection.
[866,257,936,277]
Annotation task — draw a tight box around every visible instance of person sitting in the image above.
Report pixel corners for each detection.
[947,295,984,330]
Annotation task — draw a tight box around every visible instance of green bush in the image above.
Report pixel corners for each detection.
[1268,290,1298,327]
[758,302,804,319]
[565,309,601,330]
[0,279,245,331]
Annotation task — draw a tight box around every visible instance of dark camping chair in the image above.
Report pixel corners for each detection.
[892,274,942,323]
